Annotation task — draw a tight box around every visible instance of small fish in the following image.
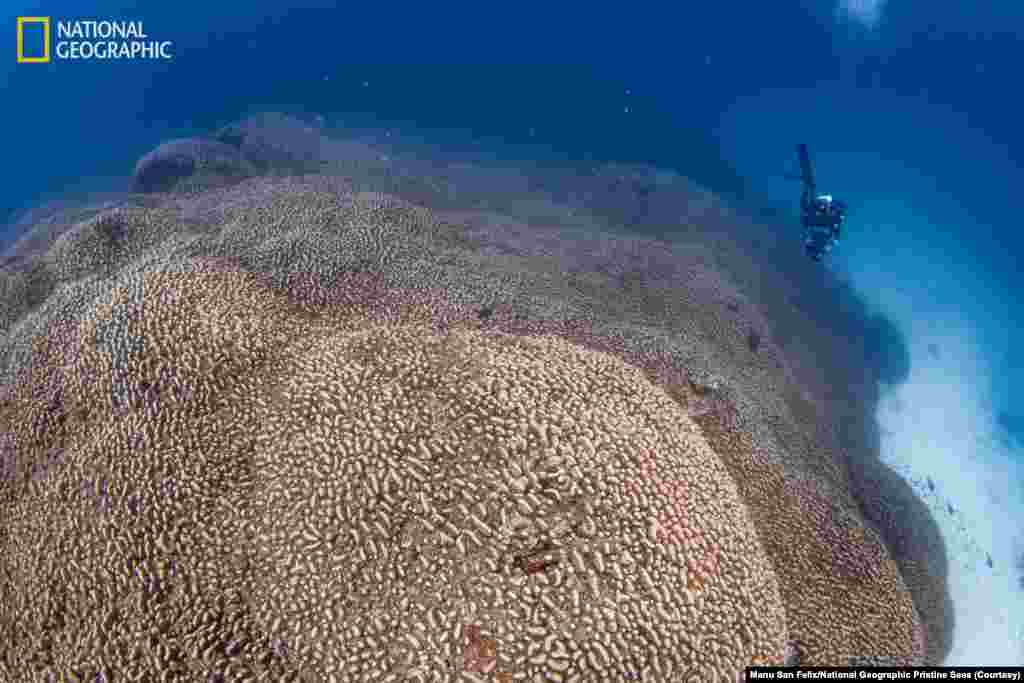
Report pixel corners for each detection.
[947,502,956,515]
[926,476,935,492]
[986,553,994,569]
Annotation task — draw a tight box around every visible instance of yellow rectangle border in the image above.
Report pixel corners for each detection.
[17,16,50,63]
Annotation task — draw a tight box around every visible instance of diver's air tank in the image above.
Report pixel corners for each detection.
[797,143,816,196]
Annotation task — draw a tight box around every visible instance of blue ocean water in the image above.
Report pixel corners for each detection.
[4,0,1023,666]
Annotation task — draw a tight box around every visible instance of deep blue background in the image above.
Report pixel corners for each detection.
[6,1,1018,221]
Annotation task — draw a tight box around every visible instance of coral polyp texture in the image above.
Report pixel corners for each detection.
[0,114,943,681]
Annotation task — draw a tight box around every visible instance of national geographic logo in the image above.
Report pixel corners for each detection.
[16,17,173,62]
[15,17,48,62]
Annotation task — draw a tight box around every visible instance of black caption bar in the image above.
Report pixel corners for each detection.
[745,668,1023,681]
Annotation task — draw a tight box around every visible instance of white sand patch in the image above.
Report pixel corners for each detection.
[834,210,1024,662]
[875,325,1024,664]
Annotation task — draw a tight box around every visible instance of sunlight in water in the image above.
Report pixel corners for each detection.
[836,0,887,30]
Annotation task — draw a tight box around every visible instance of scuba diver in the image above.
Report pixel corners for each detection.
[788,144,847,262]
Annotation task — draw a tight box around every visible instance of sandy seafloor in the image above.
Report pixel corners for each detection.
[864,295,1024,663]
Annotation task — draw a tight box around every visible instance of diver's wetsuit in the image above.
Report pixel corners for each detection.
[801,193,844,261]
[794,144,845,262]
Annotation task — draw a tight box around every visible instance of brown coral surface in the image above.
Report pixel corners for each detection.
[0,115,946,681]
